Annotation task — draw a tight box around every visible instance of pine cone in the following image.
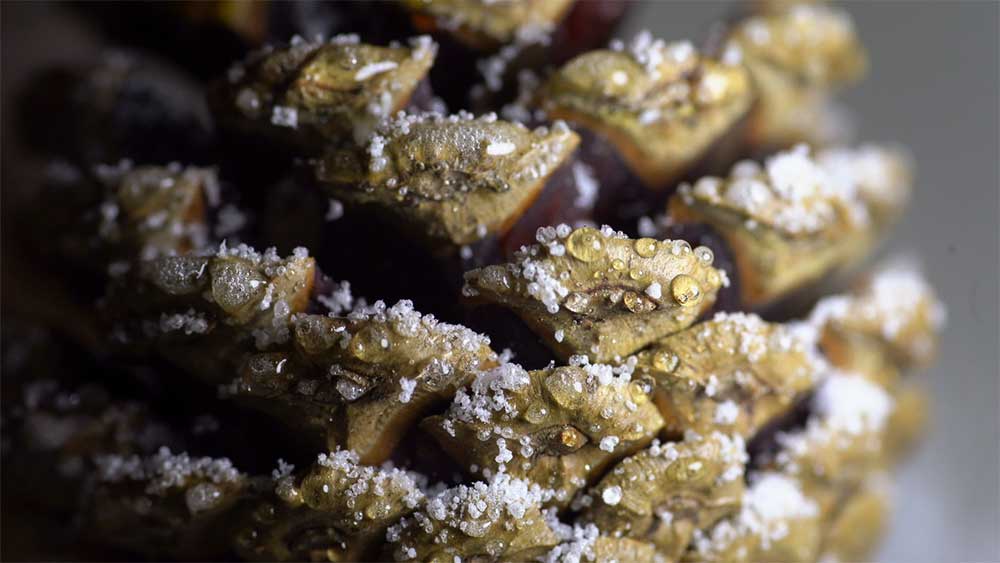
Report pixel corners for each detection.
[3,2,944,562]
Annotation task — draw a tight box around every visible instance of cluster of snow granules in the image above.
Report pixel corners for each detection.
[448,362,532,426]
[809,259,946,358]
[287,449,425,511]
[775,369,893,472]
[94,447,243,513]
[476,22,552,93]
[442,356,649,487]
[209,243,313,349]
[386,472,551,556]
[92,161,220,259]
[703,311,830,386]
[345,299,492,355]
[609,31,697,82]
[290,298,496,406]
[679,144,878,234]
[570,162,600,209]
[316,280,359,315]
[158,309,210,335]
[587,430,747,514]
[478,223,629,314]
[691,472,818,557]
[738,473,818,548]
[816,144,912,208]
[541,520,601,563]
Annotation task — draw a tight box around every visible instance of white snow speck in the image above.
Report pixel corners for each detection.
[601,485,623,506]
[486,141,516,156]
[398,378,417,404]
[355,61,399,81]
[271,106,298,128]
[599,436,620,452]
[326,199,344,221]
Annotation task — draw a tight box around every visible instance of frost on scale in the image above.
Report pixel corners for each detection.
[96,163,217,261]
[581,431,748,560]
[237,299,499,464]
[463,225,723,362]
[110,245,316,383]
[399,0,571,48]
[313,111,579,249]
[3,374,180,516]
[87,447,247,559]
[765,369,899,491]
[811,258,945,373]
[542,522,658,563]
[235,449,425,562]
[541,31,753,189]
[632,312,821,438]
[688,472,822,563]
[40,161,217,274]
[669,143,912,305]
[215,35,437,149]
[384,472,560,562]
[422,361,663,508]
[723,4,868,147]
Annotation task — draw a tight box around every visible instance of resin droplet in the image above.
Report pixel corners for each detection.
[560,427,586,450]
[670,274,702,307]
[566,227,604,263]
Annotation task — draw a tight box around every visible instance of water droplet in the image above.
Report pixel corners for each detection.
[611,258,626,271]
[485,540,506,557]
[671,240,692,256]
[349,337,368,359]
[252,503,277,523]
[670,274,702,307]
[706,269,721,287]
[335,375,368,401]
[623,291,644,313]
[524,404,549,424]
[652,350,679,372]
[366,500,392,520]
[628,380,648,401]
[666,456,709,482]
[185,482,223,514]
[635,238,658,258]
[695,246,714,264]
[628,268,647,282]
[566,227,604,262]
[564,292,590,314]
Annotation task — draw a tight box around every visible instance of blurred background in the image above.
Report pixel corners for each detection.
[2,2,998,562]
